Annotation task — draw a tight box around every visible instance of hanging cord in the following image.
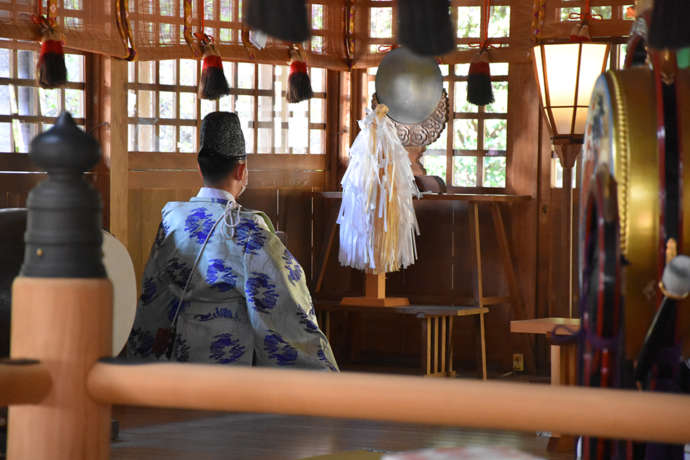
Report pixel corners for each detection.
[531,0,547,40]
[480,0,491,50]
[568,0,602,23]
[468,0,497,53]
[567,0,603,40]
[32,0,58,32]
[183,0,210,57]
[115,0,137,61]
[344,0,355,65]
[167,199,244,357]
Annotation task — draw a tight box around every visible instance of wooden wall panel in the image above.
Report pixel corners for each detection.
[505,60,541,374]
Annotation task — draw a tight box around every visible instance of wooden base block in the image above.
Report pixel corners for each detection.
[340,297,410,307]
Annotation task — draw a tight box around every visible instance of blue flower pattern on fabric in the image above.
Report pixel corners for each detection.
[264,331,297,366]
[167,297,189,322]
[235,218,266,255]
[194,307,235,322]
[184,207,215,244]
[282,249,302,286]
[245,272,279,313]
[174,337,190,362]
[154,220,170,249]
[296,309,319,334]
[206,259,237,292]
[141,277,157,305]
[209,333,246,363]
[317,349,338,371]
[165,257,191,290]
[127,328,154,358]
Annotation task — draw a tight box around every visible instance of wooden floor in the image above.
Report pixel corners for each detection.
[111,406,573,460]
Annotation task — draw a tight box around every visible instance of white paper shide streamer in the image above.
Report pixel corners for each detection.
[337,105,421,274]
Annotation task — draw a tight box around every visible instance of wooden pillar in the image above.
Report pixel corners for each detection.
[103,58,129,248]
[8,278,112,460]
[326,70,342,191]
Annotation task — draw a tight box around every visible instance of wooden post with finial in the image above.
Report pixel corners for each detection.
[8,112,112,460]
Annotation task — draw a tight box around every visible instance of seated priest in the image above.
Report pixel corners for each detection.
[125,111,338,371]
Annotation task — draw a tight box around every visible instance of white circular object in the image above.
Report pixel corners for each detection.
[102,231,137,356]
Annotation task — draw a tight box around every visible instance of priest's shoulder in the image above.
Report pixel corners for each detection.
[238,207,275,234]
[162,200,205,214]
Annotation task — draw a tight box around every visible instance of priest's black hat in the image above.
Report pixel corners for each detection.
[199,111,246,160]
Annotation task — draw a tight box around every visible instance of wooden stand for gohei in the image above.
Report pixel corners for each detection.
[340,272,410,307]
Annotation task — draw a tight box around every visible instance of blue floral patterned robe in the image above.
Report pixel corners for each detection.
[125,189,338,371]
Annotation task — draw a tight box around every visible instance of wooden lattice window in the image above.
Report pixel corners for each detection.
[453,0,510,50]
[428,63,509,190]
[0,41,86,154]
[536,0,634,39]
[367,0,395,54]
[364,62,509,191]
[552,0,633,24]
[127,59,327,155]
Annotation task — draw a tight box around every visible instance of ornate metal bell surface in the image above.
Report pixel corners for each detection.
[375,47,443,124]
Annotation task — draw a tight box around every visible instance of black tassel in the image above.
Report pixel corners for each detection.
[287,59,313,103]
[198,45,230,100]
[648,0,690,49]
[467,51,493,106]
[245,0,310,43]
[37,28,67,89]
[397,0,455,56]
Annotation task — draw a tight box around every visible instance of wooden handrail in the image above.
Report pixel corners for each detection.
[0,359,52,405]
[87,361,690,444]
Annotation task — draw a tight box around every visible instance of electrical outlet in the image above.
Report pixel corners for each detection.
[512,353,524,372]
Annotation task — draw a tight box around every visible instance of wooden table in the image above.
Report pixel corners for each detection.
[510,317,580,451]
[316,303,489,379]
[315,192,531,354]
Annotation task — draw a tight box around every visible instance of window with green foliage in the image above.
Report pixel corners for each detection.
[425,63,509,190]
[553,0,634,23]
[127,59,327,154]
[455,0,510,50]
[365,60,509,191]
[0,41,86,153]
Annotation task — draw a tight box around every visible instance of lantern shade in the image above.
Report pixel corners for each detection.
[533,42,610,138]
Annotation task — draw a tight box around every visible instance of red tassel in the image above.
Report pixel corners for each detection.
[37,28,67,89]
[287,58,313,103]
[198,45,230,100]
[467,51,493,106]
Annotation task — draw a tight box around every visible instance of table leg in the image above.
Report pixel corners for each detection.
[426,317,431,376]
[547,343,577,452]
[441,316,446,374]
[471,203,485,309]
[448,317,455,377]
[479,312,487,380]
[434,317,439,375]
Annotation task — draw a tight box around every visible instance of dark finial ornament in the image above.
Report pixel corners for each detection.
[245,0,310,43]
[397,0,455,57]
[21,111,106,278]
